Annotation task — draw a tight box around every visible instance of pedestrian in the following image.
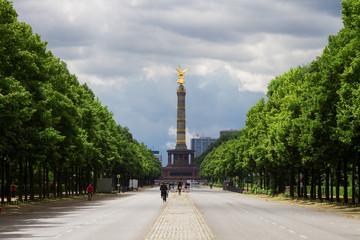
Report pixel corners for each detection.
[11,182,16,198]
[210,182,213,189]
[178,181,182,195]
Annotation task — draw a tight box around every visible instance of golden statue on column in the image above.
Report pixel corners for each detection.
[176,65,188,85]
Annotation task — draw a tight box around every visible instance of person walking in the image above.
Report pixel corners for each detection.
[11,182,16,198]
[160,182,168,202]
[178,181,183,195]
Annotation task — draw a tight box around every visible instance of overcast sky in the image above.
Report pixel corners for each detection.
[12,0,343,161]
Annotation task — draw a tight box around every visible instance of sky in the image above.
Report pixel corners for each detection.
[12,0,343,162]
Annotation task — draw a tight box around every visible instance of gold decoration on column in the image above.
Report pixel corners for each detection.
[176,65,188,85]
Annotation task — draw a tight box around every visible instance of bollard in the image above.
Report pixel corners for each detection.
[0,206,2,214]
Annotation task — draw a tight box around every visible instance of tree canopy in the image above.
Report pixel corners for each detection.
[0,0,161,203]
[200,0,360,204]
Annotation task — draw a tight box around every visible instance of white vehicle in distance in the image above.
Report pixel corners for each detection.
[187,180,199,188]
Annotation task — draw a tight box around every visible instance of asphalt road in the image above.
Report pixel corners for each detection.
[1,187,360,240]
[190,187,360,240]
[0,189,164,240]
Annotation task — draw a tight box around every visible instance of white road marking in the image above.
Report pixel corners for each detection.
[288,230,296,234]
[299,234,308,239]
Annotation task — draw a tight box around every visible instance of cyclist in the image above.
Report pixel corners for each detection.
[87,184,94,200]
[160,182,168,202]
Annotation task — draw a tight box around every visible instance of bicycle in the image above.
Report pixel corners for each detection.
[161,191,167,202]
[88,191,93,201]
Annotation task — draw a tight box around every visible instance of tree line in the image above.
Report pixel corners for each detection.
[200,0,360,205]
[0,0,161,203]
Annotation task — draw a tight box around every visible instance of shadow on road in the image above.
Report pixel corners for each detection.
[0,194,126,239]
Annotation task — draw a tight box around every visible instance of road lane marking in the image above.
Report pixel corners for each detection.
[54,235,62,238]
[341,225,348,228]
[66,229,73,233]
[241,206,310,239]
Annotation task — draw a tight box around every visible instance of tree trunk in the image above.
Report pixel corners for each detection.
[18,158,23,201]
[29,160,35,201]
[304,168,308,199]
[278,169,284,194]
[42,166,46,198]
[71,168,74,195]
[358,159,360,206]
[46,167,49,198]
[311,167,315,200]
[24,159,28,201]
[38,166,43,200]
[289,168,294,197]
[53,168,57,198]
[330,170,334,202]
[1,156,4,204]
[297,169,301,198]
[352,158,355,204]
[344,157,348,204]
[325,167,330,201]
[64,171,69,197]
[336,160,341,203]
[5,161,11,203]
[317,169,322,201]
[57,169,62,197]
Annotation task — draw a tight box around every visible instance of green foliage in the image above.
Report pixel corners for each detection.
[0,0,161,200]
[200,0,360,202]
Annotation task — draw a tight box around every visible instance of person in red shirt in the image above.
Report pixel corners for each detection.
[11,182,16,198]
[87,184,94,200]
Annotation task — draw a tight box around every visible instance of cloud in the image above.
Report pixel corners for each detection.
[12,0,344,157]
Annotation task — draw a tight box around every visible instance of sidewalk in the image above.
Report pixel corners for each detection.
[145,191,215,240]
